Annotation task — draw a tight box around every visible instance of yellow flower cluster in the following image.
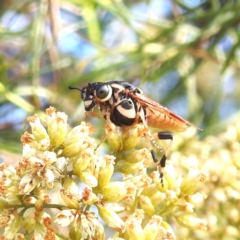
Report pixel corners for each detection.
[0,107,207,240]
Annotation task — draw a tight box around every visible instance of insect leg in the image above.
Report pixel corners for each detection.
[143,132,163,163]
[157,132,173,184]
[84,111,102,119]
[95,129,114,150]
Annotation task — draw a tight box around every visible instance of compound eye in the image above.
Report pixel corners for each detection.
[96,84,112,101]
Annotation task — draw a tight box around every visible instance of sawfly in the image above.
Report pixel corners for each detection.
[69,81,196,184]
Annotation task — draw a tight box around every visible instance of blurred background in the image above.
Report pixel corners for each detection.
[0,0,240,239]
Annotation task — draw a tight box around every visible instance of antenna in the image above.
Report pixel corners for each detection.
[68,86,83,92]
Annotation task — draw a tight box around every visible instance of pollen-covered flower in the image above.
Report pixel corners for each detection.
[21,131,37,148]
[0,164,21,204]
[0,209,22,240]
[18,147,60,194]
[0,107,210,239]
[55,210,104,239]
[55,209,76,227]
[33,211,56,239]
[82,187,98,205]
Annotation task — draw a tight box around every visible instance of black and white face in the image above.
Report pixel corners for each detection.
[80,84,96,111]
[81,82,113,110]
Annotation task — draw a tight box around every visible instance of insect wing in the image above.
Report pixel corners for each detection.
[132,93,195,132]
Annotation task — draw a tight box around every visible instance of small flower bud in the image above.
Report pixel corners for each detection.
[224,226,239,237]
[165,190,178,202]
[62,123,96,158]
[69,224,82,240]
[121,124,145,150]
[92,219,105,240]
[176,214,208,230]
[27,115,49,142]
[15,233,25,240]
[24,196,37,204]
[33,188,51,203]
[2,212,22,240]
[126,210,145,240]
[63,122,94,146]
[35,199,43,212]
[63,177,79,194]
[0,197,9,211]
[55,156,68,171]
[100,182,128,202]
[139,195,155,216]
[61,178,80,209]
[185,192,206,205]
[126,222,145,240]
[105,124,122,151]
[46,107,68,147]
[37,138,51,151]
[19,172,38,194]
[125,148,151,163]
[173,199,194,213]
[105,123,145,151]
[60,188,79,209]
[63,139,94,158]
[181,168,208,195]
[23,213,36,232]
[158,221,176,239]
[55,209,76,227]
[108,238,125,240]
[36,212,55,238]
[79,172,98,187]
[141,185,166,207]
[98,155,115,189]
[72,148,96,174]
[97,204,125,232]
[128,175,151,189]
[144,215,162,240]
[115,160,145,175]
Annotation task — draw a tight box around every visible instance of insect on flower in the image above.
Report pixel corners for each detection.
[69,81,197,184]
